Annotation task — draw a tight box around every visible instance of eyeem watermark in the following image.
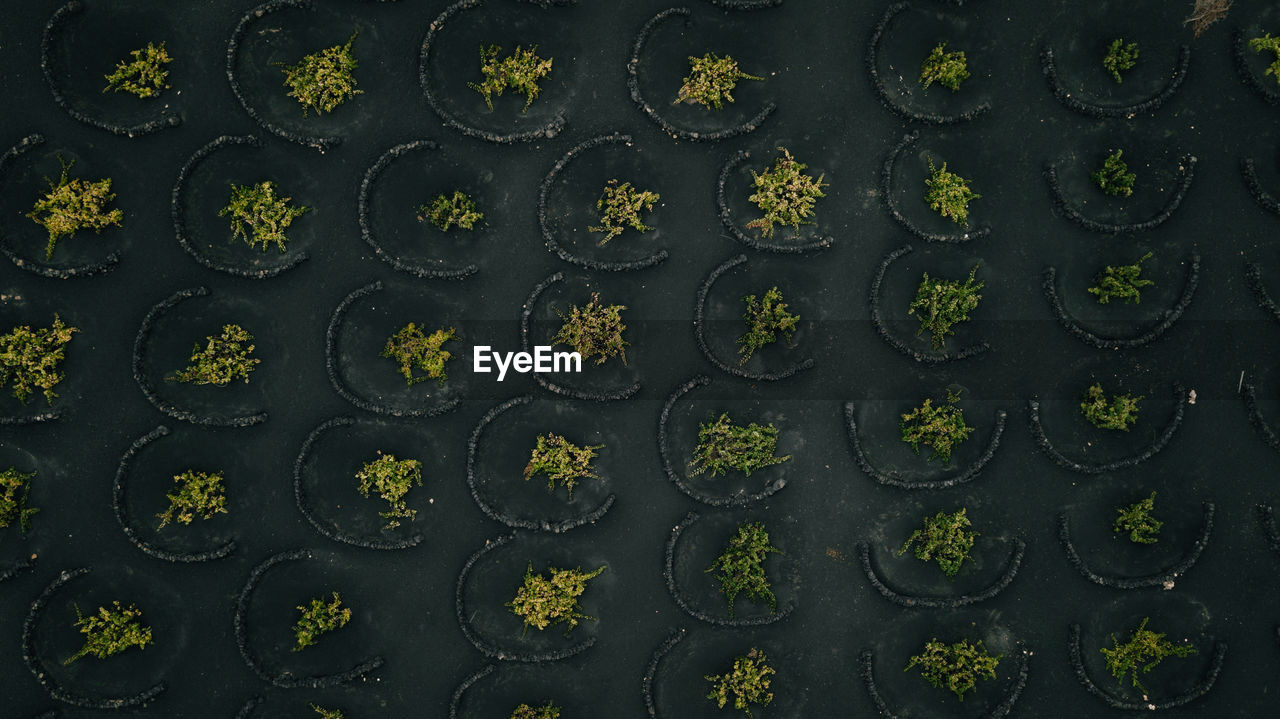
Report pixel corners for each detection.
[473,346,582,381]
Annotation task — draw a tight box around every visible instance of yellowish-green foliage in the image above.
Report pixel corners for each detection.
[706,521,781,618]
[589,179,659,246]
[906,638,1000,701]
[1101,617,1196,692]
[900,389,972,465]
[355,452,423,529]
[510,702,560,719]
[1114,491,1162,544]
[1249,33,1280,85]
[552,293,628,365]
[0,315,77,404]
[898,508,978,578]
[507,563,605,635]
[280,32,362,115]
[420,191,483,231]
[293,592,351,651]
[705,648,774,718]
[64,601,153,665]
[919,42,970,91]
[157,470,228,529]
[675,53,763,109]
[745,148,827,239]
[381,323,457,386]
[1089,252,1154,304]
[25,158,123,261]
[311,705,344,719]
[469,45,553,113]
[737,287,799,364]
[1080,383,1141,431]
[103,42,172,98]
[924,159,980,226]
[171,324,260,386]
[908,265,983,350]
[688,413,790,478]
[0,467,39,533]
[219,181,310,253]
[523,433,602,499]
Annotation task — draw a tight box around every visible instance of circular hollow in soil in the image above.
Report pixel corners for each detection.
[1058,502,1213,590]
[1068,622,1225,711]
[1040,43,1190,119]
[843,400,1006,490]
[1043,154,1196,234]
[1028,382,1187,475]
[1042,255,1200,350]
[861,642,1029,718]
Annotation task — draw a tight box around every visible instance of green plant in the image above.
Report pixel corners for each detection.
[919,42,971,91]
[279,31,362,115]
[510,702,561,719]
[523,433,602,499]
[924,159,980,226]
[588,179,660,246]
[1089,252,1155,304]
[0,467,38,533]
[744,148,827,239]
[1091,150,1137,198]
[381,323,457,386]
[900,389,973,465]
[103,42,172,98]
[737,287,799,364]
[674,52,763,109]
[219,181,310,253]
[688,413,790,478]
[156,470,227,529]
[1114,491,1162,544]
[1081,383,1142,431]
[293,592,351,651]
[171,324,260,386]
[311,705,344,719]
[1102,39,1139,83]
[355,452,423,529]
[1250,33,1280,84]
[905,638,1001,701]
[25,157,123,261]
[898,508,978,578]
[506,563,606,635]
[420,191,483,232]
[469,45,553,113]
[705,647,774,718]
[706,521,781,618]
[1101,617,1197,692]
[63,601,153,665]
[908,265,983,351]
[551,293,627,365]
[0,315,77,404]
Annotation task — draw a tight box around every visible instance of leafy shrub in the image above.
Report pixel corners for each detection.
[1089,252,1154,304]
[588,179,659,246]
[381,323,457,386]
[0,315,77,404]
[510,702,561,719]
[1103,39,1139,83]
[356,452,423,529]
[737,287,799,364]
[900,389,972,465]
[25,158,123,261]
[103,42,172,98]
[219,181,310,253]
[0,467,39,533]
[506,563,606,635]
[908,265,983,350]
[293,592,351,651]
[1091,150,1136,197]
[905,638,1000,700]
[924,159,980,226]
[1114,491,1162,544]
[919,42,970,91]
[898,508,978,578]
[688,413,790,478]
[675,53,763,109]
[705,647,774,718]
[157,470,228,529]
[706,521,781,618]
[279,32,362,115]
[1101,617,1196,691]
[1080,383,1141,431]
[523,433,602,499]
[1250,33,1280,85]
[420,191,483,232]
[745,148,827,239]
[311,705,344,719]
[551,293,627,365]
[469,45,553,112]
[63,601,152,665]
[171,324,260,386]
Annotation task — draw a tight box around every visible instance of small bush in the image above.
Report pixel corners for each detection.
[675,53,763,109]
[420,191,483,232]
[706,521,781,618]
[510,702,561,719]
[469,45,553,113]
[103,42,172,98]
[919,42,970,91]
[905,638,1000,701]
[0,467,39,533]
[1185,0,1232,38]
[279,32,362,115]
[924,159,980,227]
[25,158,123,261]
[688,413,790,478]
[900,389,973,465]
[171,324,260,386]
[1101,617,1196,692]
[311,705,344,719]
[524,433,602,499]
[157,470,228,529]
[1114,491,1162,544]
[551,293,628,365]
[381,323,457,386]
[0,315,77,404]
[356,452,423,529]
[898,508,978,578]
[293,592,351,651]
[506,563,606,635]
[1081,383,1141,431]
[705,647,774,718]
[908,265,983,351]
[744,148,827,239]
[1250,33,1280,85]
[737,287,799,364]
[219,181,310,253]
[1103,39,1139,83]
[63,601,153,665]
[588,179,659,246]
[1091,150,1136,198]
[1089,252,1154,304]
